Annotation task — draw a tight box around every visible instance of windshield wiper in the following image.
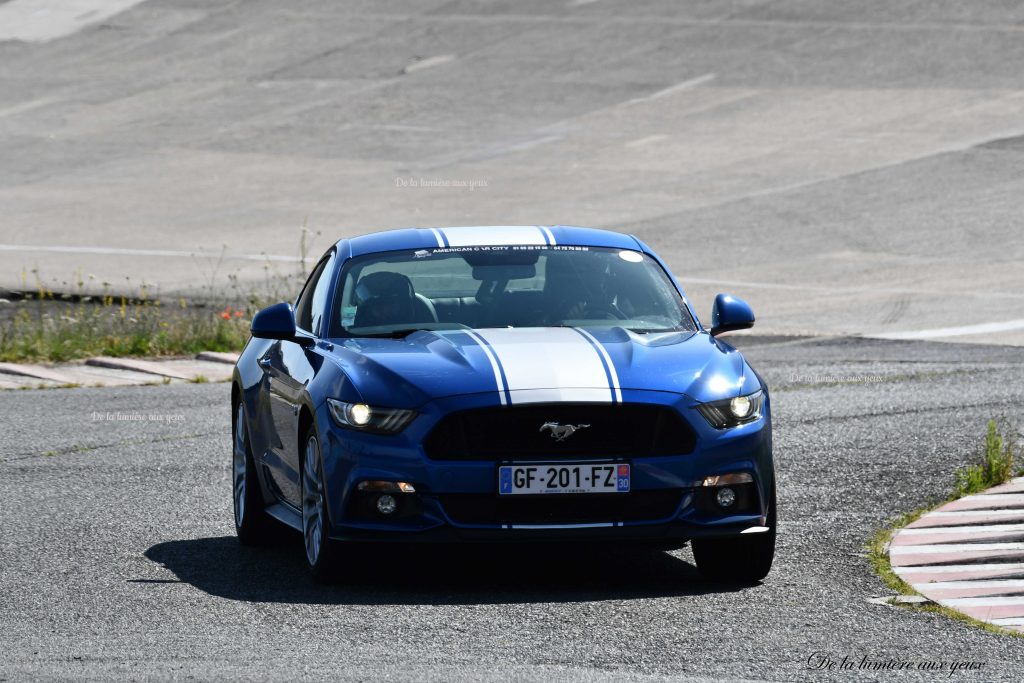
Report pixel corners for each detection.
[359,328,430,338]
[626,327,686,334]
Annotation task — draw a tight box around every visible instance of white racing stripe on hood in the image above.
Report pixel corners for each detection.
[460,329,508,405]
[439,226,551,247]
[575,327,622,403]
[474,327,615,404]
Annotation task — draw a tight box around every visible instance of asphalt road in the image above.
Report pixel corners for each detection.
[2,336,1023,681]
[1,1,1024,343]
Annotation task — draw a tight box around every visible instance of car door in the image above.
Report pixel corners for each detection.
[260,251,335,507]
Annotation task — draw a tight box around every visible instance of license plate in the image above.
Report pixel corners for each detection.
[498,463,630,495]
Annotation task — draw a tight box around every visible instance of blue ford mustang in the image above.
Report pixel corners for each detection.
[232,226,775,582]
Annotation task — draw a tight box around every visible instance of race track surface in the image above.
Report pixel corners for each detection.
[1,1,1023,343]
[2,336,1023,681]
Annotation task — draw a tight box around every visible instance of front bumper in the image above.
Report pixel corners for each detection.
[315,389,774,543]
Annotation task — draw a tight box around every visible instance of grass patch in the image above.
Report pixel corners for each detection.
[0,292,252,363]
[0,227,321,364]
[866,419,1023,637]
[953,420,1016,497]
[867,507,929,595]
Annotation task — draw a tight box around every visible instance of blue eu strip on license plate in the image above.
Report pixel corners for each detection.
[498,463,630,495]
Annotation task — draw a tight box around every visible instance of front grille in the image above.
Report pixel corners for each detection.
[438,489,683,525]
[424,403,696,460]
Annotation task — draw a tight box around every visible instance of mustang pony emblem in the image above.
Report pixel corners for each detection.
[539,422,590,442]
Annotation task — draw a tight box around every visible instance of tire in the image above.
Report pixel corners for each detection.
[692,486,776,583]
[301,426,344,582]
[233,402,275,545]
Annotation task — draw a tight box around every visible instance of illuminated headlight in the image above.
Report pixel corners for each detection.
[696,389,765,429]
[730,395,752,418]
[326,398,415,434]
[349,403,371,426]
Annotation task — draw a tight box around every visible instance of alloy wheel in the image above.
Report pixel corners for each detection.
[302,435,325,566]
[232,404,247,528]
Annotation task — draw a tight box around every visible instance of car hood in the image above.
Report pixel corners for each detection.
[323,326,760,408]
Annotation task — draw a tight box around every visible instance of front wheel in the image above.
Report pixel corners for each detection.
[301,428,343,581]
[691,488,776,582]
[233,403,274,544]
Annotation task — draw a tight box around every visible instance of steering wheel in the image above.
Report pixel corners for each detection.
[584,302,628,320]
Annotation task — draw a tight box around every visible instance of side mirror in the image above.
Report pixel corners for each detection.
[251,302,308,343]
[709,293,754,337]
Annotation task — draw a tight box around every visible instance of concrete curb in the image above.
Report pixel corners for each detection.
[0,352,239,389]
[890,476,1024,633]
[86,356,196,380]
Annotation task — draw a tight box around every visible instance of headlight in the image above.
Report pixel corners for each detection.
[696,389,764,429]
[326,398,416,434]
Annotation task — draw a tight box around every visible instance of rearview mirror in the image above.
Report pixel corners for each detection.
[251,302,302,341]
[709,294,754,336]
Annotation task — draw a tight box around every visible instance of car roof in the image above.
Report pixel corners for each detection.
[338,225,645,259]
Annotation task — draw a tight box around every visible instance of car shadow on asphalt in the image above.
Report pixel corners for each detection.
[143,535,758,605]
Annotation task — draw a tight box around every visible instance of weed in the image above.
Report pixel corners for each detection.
[867,420,1023,637]
[0,225,319,363]
[953,419,1016,497]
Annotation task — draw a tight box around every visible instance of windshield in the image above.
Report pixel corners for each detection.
[328,245,697,338]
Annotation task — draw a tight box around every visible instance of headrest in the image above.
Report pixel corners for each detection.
[354,271,415,304]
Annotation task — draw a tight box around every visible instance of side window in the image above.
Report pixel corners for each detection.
[294,252,335,335]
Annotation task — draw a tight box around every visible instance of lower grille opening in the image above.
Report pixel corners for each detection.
[438,489,683,526]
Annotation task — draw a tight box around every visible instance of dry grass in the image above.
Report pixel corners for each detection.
[0,226,324,363]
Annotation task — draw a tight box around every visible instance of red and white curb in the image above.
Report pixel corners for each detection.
[0,352,239,389]
[890,477,1024,632]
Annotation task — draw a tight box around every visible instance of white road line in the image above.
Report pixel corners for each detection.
[482,134,564,157]
[0,244,303,262]
[992,617,1024,626]
[941,596,1024,607]
[956,493,1024,504]
[871,319,1024,340]
[895,563,1024,574]
[0,0,150,43]
[680,275,1024,300]
[625,134,669,148]
[623,73,716,106]
[402,54,456,74]
[922,510,1024,518]
[889,542,1024,554]
[914,579,1024,590]
[0,96,59,118]
[899,524,1024,535]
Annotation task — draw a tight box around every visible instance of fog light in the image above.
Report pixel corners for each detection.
[376,494,397,515]
[716,487,736,508]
